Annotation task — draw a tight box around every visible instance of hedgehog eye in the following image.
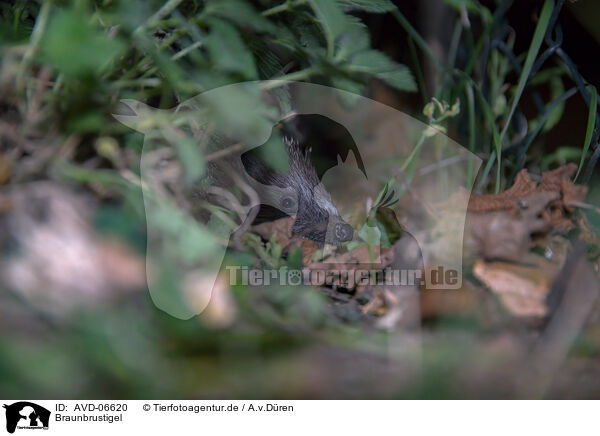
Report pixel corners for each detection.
[280,196,296,211]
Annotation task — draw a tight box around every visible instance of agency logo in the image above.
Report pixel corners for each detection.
[3,402,50,434]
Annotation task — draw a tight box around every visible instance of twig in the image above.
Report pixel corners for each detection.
[205,143,248,162]
[225,166,260,250]
[134,0,184,34]
[17,0,52,93]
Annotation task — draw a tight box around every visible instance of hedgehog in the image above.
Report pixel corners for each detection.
[239,134,354,245]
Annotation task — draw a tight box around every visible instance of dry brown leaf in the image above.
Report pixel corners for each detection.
[465,191,558,262]
[454,164,587,227]
[561,178,588,212]
[361,287,406,330]
[300,239,321,265]
[250,216,397,292]
[420,283,482,319]
[539,163,588,231]
[0,193,12,214]
[468,169,538,213]
[461,164,588,261]
[361,289,388,316]
[539,163,576,192]
[0,153,11,184]
[473,257,561,317]
[250,216,295,246]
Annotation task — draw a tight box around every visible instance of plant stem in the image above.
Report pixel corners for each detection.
[262,1,293,17]
[18,0,52,93]
[260,66,318,90]
[400,134,426,173]
[465,83,476,188]
[391,8,443,71]
[135,0,184,34]
[407,37,427,104]
[499,0,554,145]
[172,41,203,60]
[575,85,597,182]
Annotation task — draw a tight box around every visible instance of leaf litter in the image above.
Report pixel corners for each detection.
[251,163,596,325]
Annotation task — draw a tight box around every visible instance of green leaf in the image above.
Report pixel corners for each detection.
[269,234,283,262]
[67,110,105,133]
[150,199,219,265]
[348,50,416,91]
[308,0,350,57]
[337,0,396,13]
[248,39,284,79]
[200,82,278,145]
[347,240,366,251]
[175,137,206,185]
[331,76,364,107]
[204,0,278,34]
[278,15,326,55]
[205,18,257,79]
[376,68,417,92]
[248,38,292,113]
[540,147,582,169]
[336,17,370,59]
[296,20,326,53]
[349,50,395,71]
[41,8,125,77]
[374,219,392,248]
[287,246,304,269]
[134,36,188,92]
[254,130,290,174]
[372,178,396,209]
[357,222,373,242]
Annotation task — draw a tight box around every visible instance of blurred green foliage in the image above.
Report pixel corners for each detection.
[0,0,419,398]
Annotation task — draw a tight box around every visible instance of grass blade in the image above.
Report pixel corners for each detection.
[390,8,443,70]
[478,90,503,193]
[499,0,554,144]
[485,0,554,192]
[575,85,597,182]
